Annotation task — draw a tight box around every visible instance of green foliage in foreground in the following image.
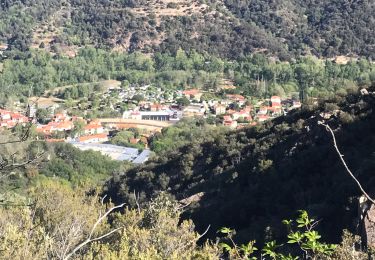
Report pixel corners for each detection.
[0,183,219,259]
[219,211,336,259]
[0,182,367,259]
[0,179,368,259]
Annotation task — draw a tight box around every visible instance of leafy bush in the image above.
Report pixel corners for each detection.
[218,211,337,259]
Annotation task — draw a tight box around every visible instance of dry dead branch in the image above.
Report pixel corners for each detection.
[63,202,126,260]
[319,121,375,204]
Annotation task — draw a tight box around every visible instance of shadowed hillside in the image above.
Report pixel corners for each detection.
[105,86,375,243]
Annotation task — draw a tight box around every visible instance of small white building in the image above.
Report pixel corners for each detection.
[183,104,206,116]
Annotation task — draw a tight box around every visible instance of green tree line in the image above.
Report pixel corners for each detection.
[1,48,374,103]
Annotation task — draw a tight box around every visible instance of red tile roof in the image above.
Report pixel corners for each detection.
[271,96,281,101]
[79,133,108,142]
[183,89,201,96]
[129,138,139,144]
[84,123,103,130]
[223,115,232,121]
[226,94,245,101]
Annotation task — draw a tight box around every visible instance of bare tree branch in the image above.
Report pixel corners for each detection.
[0,152,45,176]
[100,194,107,206]
[196,224,211,241]
[63,202,126,260]
[177,225,211,253]
[319,121,375,204]
[133,190,141,214]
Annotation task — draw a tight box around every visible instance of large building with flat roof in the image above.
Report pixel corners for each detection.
[69,142,151,164]
[140,111,170,121]
[123,110,172,121]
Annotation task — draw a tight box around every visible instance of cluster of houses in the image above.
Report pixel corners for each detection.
[0,109,29,128]
[70,82,302,131]
[110,86,303,129]
[110,84,174,105]
[222,94,299,125]
[35,113,109,143]
[34,112,151,147]
[1,85,303,143]
[0,84,304,166]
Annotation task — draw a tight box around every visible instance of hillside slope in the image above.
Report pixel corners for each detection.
[1,0,374,59]
[105,86,375,243]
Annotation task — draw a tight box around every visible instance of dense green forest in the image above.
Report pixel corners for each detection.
[105,85,375,246]
[1,0,374,59]
[1,48,374,102]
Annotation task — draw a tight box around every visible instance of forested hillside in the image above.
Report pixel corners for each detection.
[105,86,375,244]
[1,0,374,59]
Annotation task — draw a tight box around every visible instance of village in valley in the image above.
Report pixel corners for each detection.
[0,80,301,163]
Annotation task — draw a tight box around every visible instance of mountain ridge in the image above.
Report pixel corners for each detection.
[1,0,374,59]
